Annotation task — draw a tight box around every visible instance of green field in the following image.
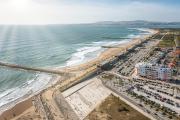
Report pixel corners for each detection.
[158,34,175,48]
[157,29,180,48]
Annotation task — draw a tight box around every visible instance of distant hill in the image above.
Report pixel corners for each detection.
[94,20,180,28]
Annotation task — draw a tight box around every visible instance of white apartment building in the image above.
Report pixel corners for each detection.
[135,62,172,80]
[158,67,172,80]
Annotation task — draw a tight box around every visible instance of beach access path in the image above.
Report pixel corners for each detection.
[62,78,112,120]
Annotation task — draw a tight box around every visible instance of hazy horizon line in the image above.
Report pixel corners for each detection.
[0,20,180,26]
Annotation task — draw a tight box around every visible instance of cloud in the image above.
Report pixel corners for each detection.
[0,0,179,24]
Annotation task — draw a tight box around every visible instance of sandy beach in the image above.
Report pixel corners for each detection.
[62,29,158,72]
[0,29,158,120]
[0,98,33,120]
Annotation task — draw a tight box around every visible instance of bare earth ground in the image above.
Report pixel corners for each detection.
[11,106,41,120]
[85,94,150,120]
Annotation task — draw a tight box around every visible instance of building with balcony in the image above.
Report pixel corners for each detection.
[135,62,172,80]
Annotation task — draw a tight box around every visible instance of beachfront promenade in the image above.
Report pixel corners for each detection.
[0,61,68,75]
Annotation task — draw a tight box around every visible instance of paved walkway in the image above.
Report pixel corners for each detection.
[62,78,111,120]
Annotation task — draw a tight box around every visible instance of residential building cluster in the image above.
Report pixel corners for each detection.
[135,62,172,80]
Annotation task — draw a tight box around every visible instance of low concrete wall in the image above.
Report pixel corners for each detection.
[54,91,79,120]
[60,67,98,92]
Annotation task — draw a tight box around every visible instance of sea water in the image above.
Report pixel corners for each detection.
[0,24,150,112]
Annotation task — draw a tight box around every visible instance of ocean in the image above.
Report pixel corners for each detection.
[0,24,151,112]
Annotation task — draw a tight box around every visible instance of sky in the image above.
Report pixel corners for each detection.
[0,0,180,24]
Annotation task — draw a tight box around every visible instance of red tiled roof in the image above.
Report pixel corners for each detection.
[168,63,175,68]
[174,49,180,55]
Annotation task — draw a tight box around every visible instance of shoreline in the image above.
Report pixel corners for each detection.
[0,28,158,120]
[0,75,61,117]
[61,28,158,72]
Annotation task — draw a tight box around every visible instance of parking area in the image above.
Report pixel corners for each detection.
[112,40,159,76]
[100,73,180,120]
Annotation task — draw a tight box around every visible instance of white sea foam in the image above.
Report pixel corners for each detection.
[66,46,102,66]
[0,73,56,114]
[66,28,154,67]
[130,28,154,34]
[66,40,129,66]
[137,28,154,33]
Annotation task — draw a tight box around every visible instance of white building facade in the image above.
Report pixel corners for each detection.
[158,67,172,80]
[135,62,172,80]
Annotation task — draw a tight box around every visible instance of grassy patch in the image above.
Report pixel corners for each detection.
[158,34,176,48]
[85,94,150,120]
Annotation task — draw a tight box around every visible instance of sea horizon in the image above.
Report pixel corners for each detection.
[0,0,179,119]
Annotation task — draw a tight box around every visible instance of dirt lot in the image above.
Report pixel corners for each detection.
[85,94,150,120]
